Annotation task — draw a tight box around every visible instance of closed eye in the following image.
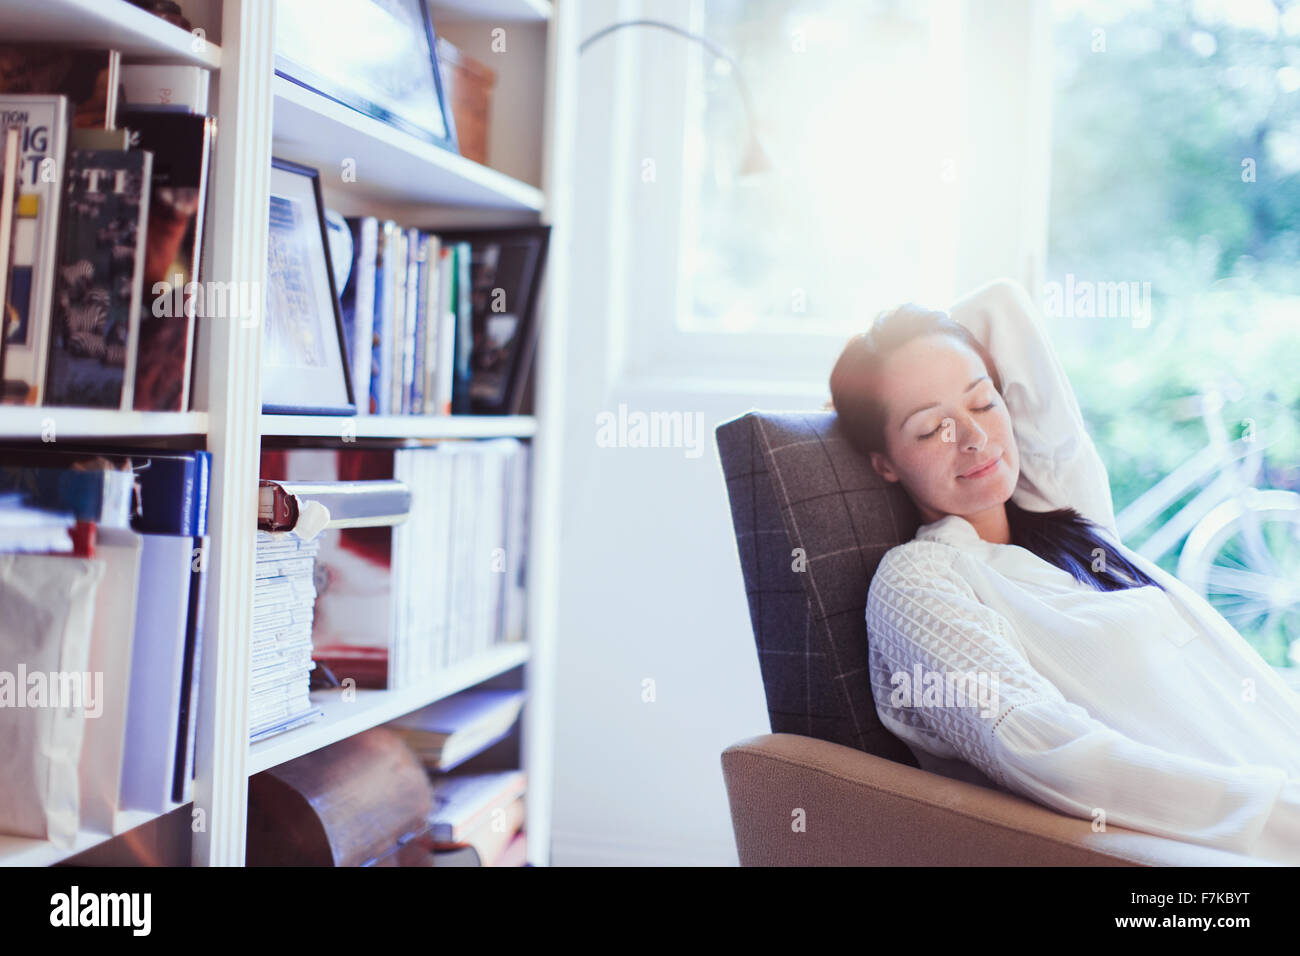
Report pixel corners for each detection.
[919,401,998,440]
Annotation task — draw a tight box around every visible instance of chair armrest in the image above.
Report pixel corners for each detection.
[721,733,1275,866]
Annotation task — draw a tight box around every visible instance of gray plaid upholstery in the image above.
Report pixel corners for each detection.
[716,410,920,766]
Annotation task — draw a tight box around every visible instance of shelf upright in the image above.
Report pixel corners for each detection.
[189,0,274,868]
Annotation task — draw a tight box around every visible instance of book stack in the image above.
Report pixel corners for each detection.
[250,531,324,743]
[427,769,527,867]
[261,438,529,691]
[0,46,215,410]
[336,219,548,417]
[338,218,469,417]
[0,446,211,847]
[388,688,526,772]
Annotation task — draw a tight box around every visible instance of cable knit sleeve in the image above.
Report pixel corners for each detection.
[866,540,1300,860]
[947,278,1120,541]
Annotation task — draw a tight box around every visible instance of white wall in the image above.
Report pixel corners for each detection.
[549,0,1048,865]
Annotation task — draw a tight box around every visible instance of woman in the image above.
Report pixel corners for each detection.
[828,277,1300,863]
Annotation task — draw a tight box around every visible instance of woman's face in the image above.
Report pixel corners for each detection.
[868,333,1020,524]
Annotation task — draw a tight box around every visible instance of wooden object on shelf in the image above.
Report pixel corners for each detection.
[436,36,496,167]
[246,726,433,866]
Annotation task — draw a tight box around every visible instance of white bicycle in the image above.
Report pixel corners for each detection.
[1115,377,1300,670]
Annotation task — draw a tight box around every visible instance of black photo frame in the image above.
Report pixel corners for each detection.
[262,158,356,416]
[434,225,551,416]
[273,0,458,154]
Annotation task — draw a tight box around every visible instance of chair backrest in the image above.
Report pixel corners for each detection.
[715,410,920,765]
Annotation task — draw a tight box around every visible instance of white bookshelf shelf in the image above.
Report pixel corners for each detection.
[0,809,161,868]
[0,407,208,440]
[1,0,572,868]
[0,0,221,68]
[260,413,536,440]
[247,641,530,775]
[272,75,545,210]
[432,0,554,22]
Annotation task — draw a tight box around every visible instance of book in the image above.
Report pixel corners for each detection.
[434,793,524,866]
[263,447,400,688]
[122,109,216,412]
[0,446,210,536]
[68,127,131,150]
[257,478,411,532]
[119,64,211,113]
[44,147,153,409]
[0,463,134,527]
[172,534,209,804]
[389,228,408,415]
[403,227,422,413]
[249,529,323,742]
[0,94,68,405]
[0,46,122,129]
[450,241,472,413]
[133,451,209,536]
[0,125,17,386]
[431,244,456,415]
[493,828,527,867]
[430,843,482,866]
[420,234,442,413]
[339,216,377,416]
[262,440,528,688]
[78,526,142,833]
[0,551,103,846]
[427,769,526,844]
[435,226,551,415]
[0,498,75,553]
[119,533,195,814]
[388,688,526,772]
[370,220,399,414]
[504,441,530,642]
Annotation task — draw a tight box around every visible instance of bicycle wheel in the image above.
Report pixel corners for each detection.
[1177,489,1300,667]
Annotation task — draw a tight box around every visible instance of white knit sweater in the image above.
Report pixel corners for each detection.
[864,279,1300,863]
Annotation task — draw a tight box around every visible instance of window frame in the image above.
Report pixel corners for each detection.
[611,0,1053,392]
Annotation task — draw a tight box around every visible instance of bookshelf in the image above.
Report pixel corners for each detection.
[0,0,222,68]
[272,75,545,210]
[247,641,530,774]
[0,407,209,440]
[0,0,576,867]
[261,414,537,440]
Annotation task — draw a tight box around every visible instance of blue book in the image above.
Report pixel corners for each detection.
[192,450,210,536]
[450,241,473,414]
[370,220,399,415]
[173,533,208,804]
[0,465,133,526]
[133,453,200,536]
[410,233,429,413]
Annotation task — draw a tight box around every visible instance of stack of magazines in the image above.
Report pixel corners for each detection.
[250,530,324,742]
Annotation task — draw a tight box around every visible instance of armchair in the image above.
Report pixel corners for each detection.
[714,410,1272,866]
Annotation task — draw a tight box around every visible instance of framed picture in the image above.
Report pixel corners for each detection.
[273,0,458,154]
[262,159,355,415]
[435,225,551,415]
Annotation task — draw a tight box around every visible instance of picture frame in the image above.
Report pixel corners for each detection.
[262,158,355,416]
[273,0,458,154]
[434,225,551,415]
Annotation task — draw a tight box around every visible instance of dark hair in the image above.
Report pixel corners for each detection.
[828,303,1163,593]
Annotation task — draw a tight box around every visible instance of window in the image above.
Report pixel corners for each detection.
[678,0,965,337]
[613,0,1040,385]
[1046,0,1300,664]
